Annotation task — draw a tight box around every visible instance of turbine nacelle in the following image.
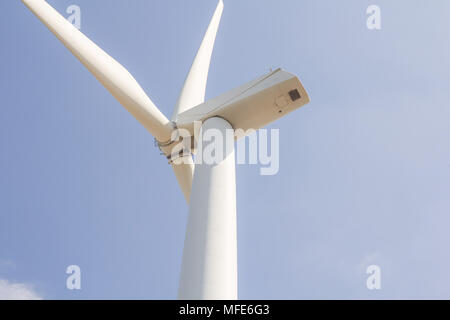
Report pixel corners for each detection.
[159,69,310,166]
[176,68,310,140]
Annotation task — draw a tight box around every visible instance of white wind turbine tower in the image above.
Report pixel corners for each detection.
[22,0,310,299]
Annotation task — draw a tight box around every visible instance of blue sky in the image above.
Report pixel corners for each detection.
[1,0,450,299]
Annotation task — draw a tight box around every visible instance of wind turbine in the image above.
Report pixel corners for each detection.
[22,0,310,300]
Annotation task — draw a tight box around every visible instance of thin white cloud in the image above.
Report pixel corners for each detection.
[0,279,42,300]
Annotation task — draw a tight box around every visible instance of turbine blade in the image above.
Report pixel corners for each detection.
[171,0,224,121]
[168,0,224,201]
[22,0,172,142]
[172,159,195,203]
